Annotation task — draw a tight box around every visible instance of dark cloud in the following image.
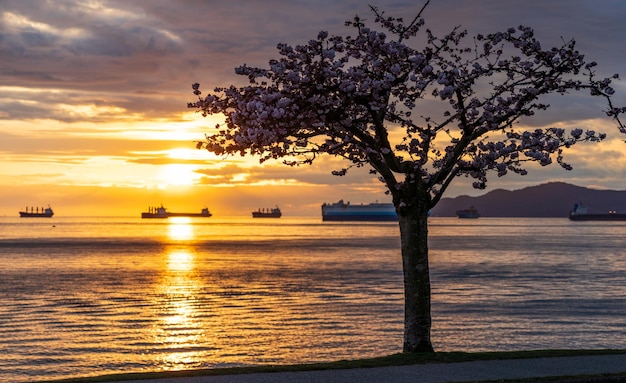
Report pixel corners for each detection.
[2,0,625,119]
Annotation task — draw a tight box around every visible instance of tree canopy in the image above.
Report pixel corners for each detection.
[189,4,625,211]
[189,2,625,352]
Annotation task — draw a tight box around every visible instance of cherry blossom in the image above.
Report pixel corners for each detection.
[189,2,625,353]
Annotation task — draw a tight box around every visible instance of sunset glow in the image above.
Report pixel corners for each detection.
[158,165,200,188]
[2,1,626,216]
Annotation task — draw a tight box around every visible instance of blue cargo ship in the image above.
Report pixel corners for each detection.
[456,206,480,219]
[569,202,626,221]
[321,200,397,221]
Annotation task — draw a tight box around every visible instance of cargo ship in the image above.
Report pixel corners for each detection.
[456,206,480,219]
[19,206,54,218]
[568,202,626,221]
[141,205,212,219]
[252,207,282,218]
[321,200,397,221]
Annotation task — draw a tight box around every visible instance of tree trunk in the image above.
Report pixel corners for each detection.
[398,202,434,353]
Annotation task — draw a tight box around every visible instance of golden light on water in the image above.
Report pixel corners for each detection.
[166,250,194,273]
[155,247,207,370]
[167,217,194,241]
[152,219,208,369]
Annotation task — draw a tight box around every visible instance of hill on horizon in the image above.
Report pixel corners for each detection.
[430,182,626,217]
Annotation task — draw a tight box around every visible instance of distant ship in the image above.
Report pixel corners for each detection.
[456,206,480,219]
[252,207,282,218]
[568,202,626,221]
[321,200,397,221]
[19,206,54,218]
[141,205,212,219]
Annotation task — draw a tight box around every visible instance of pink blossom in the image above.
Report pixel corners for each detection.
[189,5,626,218]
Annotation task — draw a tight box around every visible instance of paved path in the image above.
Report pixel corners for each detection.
[109,354,626,383]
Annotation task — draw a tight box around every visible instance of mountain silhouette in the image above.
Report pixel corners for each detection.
[430,182,626,217]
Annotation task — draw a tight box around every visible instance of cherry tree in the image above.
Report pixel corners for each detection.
[189,2,625,352]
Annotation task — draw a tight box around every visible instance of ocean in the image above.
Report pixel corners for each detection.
[1,216,625,382]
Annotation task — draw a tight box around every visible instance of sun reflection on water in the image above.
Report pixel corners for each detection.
[153,241,209,370]
[167,250,194,273]
[167,217,194,241]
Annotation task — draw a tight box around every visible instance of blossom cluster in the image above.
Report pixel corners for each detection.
[189,6,625,209]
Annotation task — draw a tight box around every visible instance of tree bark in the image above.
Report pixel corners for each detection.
[398,201,434,353]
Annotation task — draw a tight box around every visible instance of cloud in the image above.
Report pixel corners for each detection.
[3,0,625,121]
[0,129,197,156]
[193,158,381,188]
[129,156,211,166]
[2,0,626,209]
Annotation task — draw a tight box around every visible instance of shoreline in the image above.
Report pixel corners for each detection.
[31,349,626,383]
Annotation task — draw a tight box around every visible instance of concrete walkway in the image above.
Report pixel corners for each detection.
[109,354,626,383]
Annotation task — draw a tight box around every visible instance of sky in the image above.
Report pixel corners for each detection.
[2,0,626,217]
